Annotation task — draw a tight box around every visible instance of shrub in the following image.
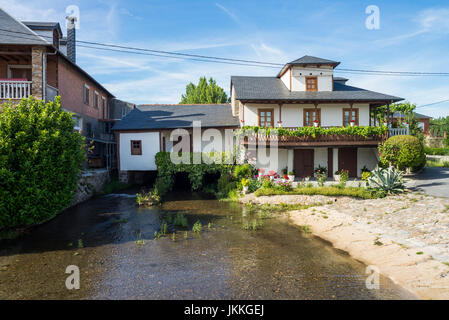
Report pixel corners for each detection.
[0,97,85,230]
[217,172,238,199]
[136,189,161,206]
[379,135,425,171]
[247,178,262,193]
[233,164,254,180]
[366,166,405,195]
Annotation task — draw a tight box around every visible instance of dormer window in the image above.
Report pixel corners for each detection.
[306,76,318,92]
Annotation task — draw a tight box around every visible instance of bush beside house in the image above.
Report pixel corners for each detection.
[379,135,425,171]
[0,97,85,230]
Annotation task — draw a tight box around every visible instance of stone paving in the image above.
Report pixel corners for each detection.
[241,191,449,263]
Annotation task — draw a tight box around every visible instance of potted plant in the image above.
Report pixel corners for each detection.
[241,178,250,194]
[350,119,355,127]
[334,169,349,182]
[287,170,295,181]
[314,165,327,178]
[313,120,319,127]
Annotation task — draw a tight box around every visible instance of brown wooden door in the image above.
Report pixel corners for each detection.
[294,149,314,178]
[338,148,357,177]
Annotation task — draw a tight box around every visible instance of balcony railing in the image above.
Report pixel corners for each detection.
[389,127,409,137]
[0,80,32,99]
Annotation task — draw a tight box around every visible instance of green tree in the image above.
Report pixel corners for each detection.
[0,96,85,230]
[180,77,230,104]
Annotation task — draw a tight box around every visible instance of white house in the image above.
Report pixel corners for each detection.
[113,55,403,182]
[113,104,239,182]
[230,55,403,177]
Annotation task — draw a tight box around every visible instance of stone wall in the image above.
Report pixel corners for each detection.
[71,169,110,206]
[31,46,44,100]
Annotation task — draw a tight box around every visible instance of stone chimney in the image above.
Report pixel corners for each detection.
[66,16,77,63]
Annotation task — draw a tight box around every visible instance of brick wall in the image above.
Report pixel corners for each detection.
[58,57,110,120]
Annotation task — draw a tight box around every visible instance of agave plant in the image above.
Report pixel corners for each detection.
[366,166,405,194]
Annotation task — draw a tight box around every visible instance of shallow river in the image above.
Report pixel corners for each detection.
[0,191,415,299]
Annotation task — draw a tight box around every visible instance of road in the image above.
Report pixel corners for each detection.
[407,167,449,198]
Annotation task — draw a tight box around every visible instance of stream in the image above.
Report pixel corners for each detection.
[0,191,415,299]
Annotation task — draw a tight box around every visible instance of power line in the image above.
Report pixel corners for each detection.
[1,27,449,76]
[416,99,449,109]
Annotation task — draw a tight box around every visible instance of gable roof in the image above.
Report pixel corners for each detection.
[231,76,403,103]
[288,55,340,67]
[113,104,239,131]
[277,55,341,77]
[23,21,62,38]
[0,9,50,45]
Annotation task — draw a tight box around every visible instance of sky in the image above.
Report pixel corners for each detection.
[2,0,449,117]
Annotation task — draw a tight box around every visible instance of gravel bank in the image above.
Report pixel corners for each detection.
[240,192,449,299]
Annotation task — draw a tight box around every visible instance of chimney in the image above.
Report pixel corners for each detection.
[66,16,77,63]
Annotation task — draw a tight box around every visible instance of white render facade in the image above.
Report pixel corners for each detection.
[231,55,403,178]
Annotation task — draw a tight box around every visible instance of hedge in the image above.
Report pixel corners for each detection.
[379,135,425,171]
[0,97,85,230]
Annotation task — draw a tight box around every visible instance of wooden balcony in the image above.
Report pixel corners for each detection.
[0,80,32,99]
[242,126,388,147]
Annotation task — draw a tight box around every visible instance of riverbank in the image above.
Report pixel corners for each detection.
[240,192,449,300]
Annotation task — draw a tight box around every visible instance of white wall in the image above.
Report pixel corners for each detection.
[357,148,378,176]
[247,147,288,174]
[291,66,334,92]
[280,67,291,90]
[242,103,370,127]
[119,132,160,171]
[314,148,328,171]
[160,128,235,153]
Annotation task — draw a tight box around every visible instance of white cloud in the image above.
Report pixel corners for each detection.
[215,3,241,25]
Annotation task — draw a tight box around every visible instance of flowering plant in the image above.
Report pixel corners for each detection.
[275,179,293,192]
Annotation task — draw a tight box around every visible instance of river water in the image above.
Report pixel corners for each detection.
[0,191,415,299]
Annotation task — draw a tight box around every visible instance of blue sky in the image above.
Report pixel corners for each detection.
[2,0,449,117]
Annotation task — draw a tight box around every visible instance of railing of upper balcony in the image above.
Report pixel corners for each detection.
[0,80,32,99]
[388,127,410,137]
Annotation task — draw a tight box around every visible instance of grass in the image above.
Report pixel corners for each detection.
[192,220,202,233]
[426,159,449,168]
[255,186,378,199]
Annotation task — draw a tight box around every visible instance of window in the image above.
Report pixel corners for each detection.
[94,91,99,109]
[343,108,359,126]
[72,115,82,131]
[104,122,113,134]
[121,107,128,118]
[7,65,32,80]
[303,108,321,126]
[131,140,142,155]
[85,122,92,137]
[83,84,90,105]
[258,109,274,127]
[101,97,107,119]
[305,76,318,91]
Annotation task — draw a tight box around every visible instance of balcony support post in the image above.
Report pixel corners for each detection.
[278,103,283,127]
